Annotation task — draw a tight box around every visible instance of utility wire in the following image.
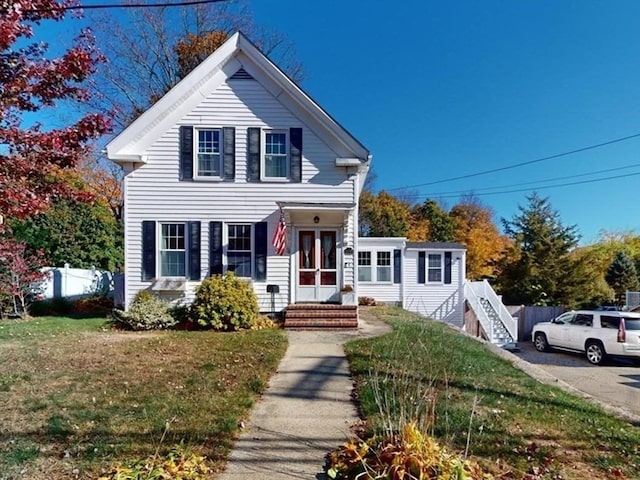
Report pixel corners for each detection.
[387,132,640,191]
[25,0,228,12]
[403,170,640,200]
[405,163,640,198]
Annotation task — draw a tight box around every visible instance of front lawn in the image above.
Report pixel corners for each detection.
[346,307,640,479]
[0,316,287,479]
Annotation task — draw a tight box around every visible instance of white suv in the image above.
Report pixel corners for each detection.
[532,310,640,365]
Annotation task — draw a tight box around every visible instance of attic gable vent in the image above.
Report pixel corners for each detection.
[230,67,254,80]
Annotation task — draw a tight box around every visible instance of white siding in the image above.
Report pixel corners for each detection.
[122,78,357,309]
[356,238,406,304]
[402,249,465,326]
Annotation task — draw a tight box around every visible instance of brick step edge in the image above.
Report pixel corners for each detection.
[283,319,358,329]
[285,311,358,319]
[286,304,357,311]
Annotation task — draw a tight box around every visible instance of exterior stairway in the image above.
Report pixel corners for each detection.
[283,304,358,329]
[479,298,515,346]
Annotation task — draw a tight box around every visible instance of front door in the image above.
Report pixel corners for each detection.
[296,229,339,302]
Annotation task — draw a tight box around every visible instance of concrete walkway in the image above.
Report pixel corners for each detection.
[218,310,390,480]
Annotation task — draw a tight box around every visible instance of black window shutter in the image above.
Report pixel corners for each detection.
[393,249,402,284]
[418,251,425,284]
[290,127,302,182]
[188,221,201,280]
[142,221,156,281]
[179,126,193,180]
[223,127,235,180]
[247,127,261,182]
[444,251,452,285]
[254,222,268,281]
[209,221,223,275]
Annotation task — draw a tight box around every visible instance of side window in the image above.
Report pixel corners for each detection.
[427,254,443,283]
[358,251,372,281]
[263,130,288,179]
[196,128,222,177]
[600,315,620,329]
[377,251,392,282]
[570,314,593,326]
[227,224,252,278]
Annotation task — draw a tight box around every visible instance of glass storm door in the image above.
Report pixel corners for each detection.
[296,229,338,302]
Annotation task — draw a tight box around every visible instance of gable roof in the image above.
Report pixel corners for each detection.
[106,31,370,164]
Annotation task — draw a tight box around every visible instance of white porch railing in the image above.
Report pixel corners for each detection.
[465,280,518,342]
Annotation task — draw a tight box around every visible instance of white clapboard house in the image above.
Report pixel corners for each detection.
[107,32,516,343]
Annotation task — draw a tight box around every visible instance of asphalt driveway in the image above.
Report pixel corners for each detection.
[512,342,640,418]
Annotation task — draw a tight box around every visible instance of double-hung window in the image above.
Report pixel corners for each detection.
[263,130,288,179]
[160,223,186,277]
[376,252,392,282]
[227,224,252,278]
[427,253,443,283]
[358,251,372,282]
[196,128,222,177]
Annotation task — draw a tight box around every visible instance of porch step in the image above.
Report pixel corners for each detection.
[284,304,358,329]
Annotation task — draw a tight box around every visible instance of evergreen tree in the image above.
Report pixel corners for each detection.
[496,193,585,306]
[605,251,640,306]
[413,199,455,242]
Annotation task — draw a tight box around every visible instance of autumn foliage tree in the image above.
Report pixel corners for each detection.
[450,196,510,280]
[0,1,110,315]
[0,0,111,223]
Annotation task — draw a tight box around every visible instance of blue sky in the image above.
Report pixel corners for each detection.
[30,0,640,244]
[250,0,640,244]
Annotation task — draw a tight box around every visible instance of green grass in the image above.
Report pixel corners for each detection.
[347,306,640,480]
[0,316,287,479]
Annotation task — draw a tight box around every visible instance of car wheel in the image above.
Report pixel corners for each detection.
[585,341,606,365]
[533,332,549,352]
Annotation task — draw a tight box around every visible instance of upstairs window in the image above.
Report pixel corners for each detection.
[227,224,252,278]
[196,129,222,177]
[160,223,186,277]
[263,130,288,179]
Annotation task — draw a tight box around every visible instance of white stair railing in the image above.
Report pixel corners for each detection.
[464,282,494,341]
[466,280,518,342]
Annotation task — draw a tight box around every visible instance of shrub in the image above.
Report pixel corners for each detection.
[111,291,177,330]
[30,297,74,316]
[326,422,490,480]
[72,296,114,316]
[190,273,258,330]
[358,296,377,306]
[251,315,280,330]
[98,447,211,480]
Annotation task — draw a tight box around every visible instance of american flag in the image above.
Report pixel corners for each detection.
[272,208,287,255]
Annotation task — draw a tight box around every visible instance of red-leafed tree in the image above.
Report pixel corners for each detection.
[0,238,47,317]
[0,0,111,224]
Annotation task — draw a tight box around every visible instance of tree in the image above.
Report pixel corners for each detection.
[412,199,455,242]
[0,1,111,223]
[605,251,640,306]
[496,193,586,307]
[75,157,124,221]
[89,0,304,129]
[450,196,510,280]
[0,238,47,318]
[359,191,411,237]
[10,198,123,271]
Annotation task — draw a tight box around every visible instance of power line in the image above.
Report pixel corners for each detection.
[405,163,640,198]
[387,132,640,191]
[25,0,228,12]
[405,170,640,200]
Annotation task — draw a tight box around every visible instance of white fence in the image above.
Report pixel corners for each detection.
[40,264,118,301]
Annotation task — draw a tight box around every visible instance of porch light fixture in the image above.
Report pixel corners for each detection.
[313,215,320,224]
